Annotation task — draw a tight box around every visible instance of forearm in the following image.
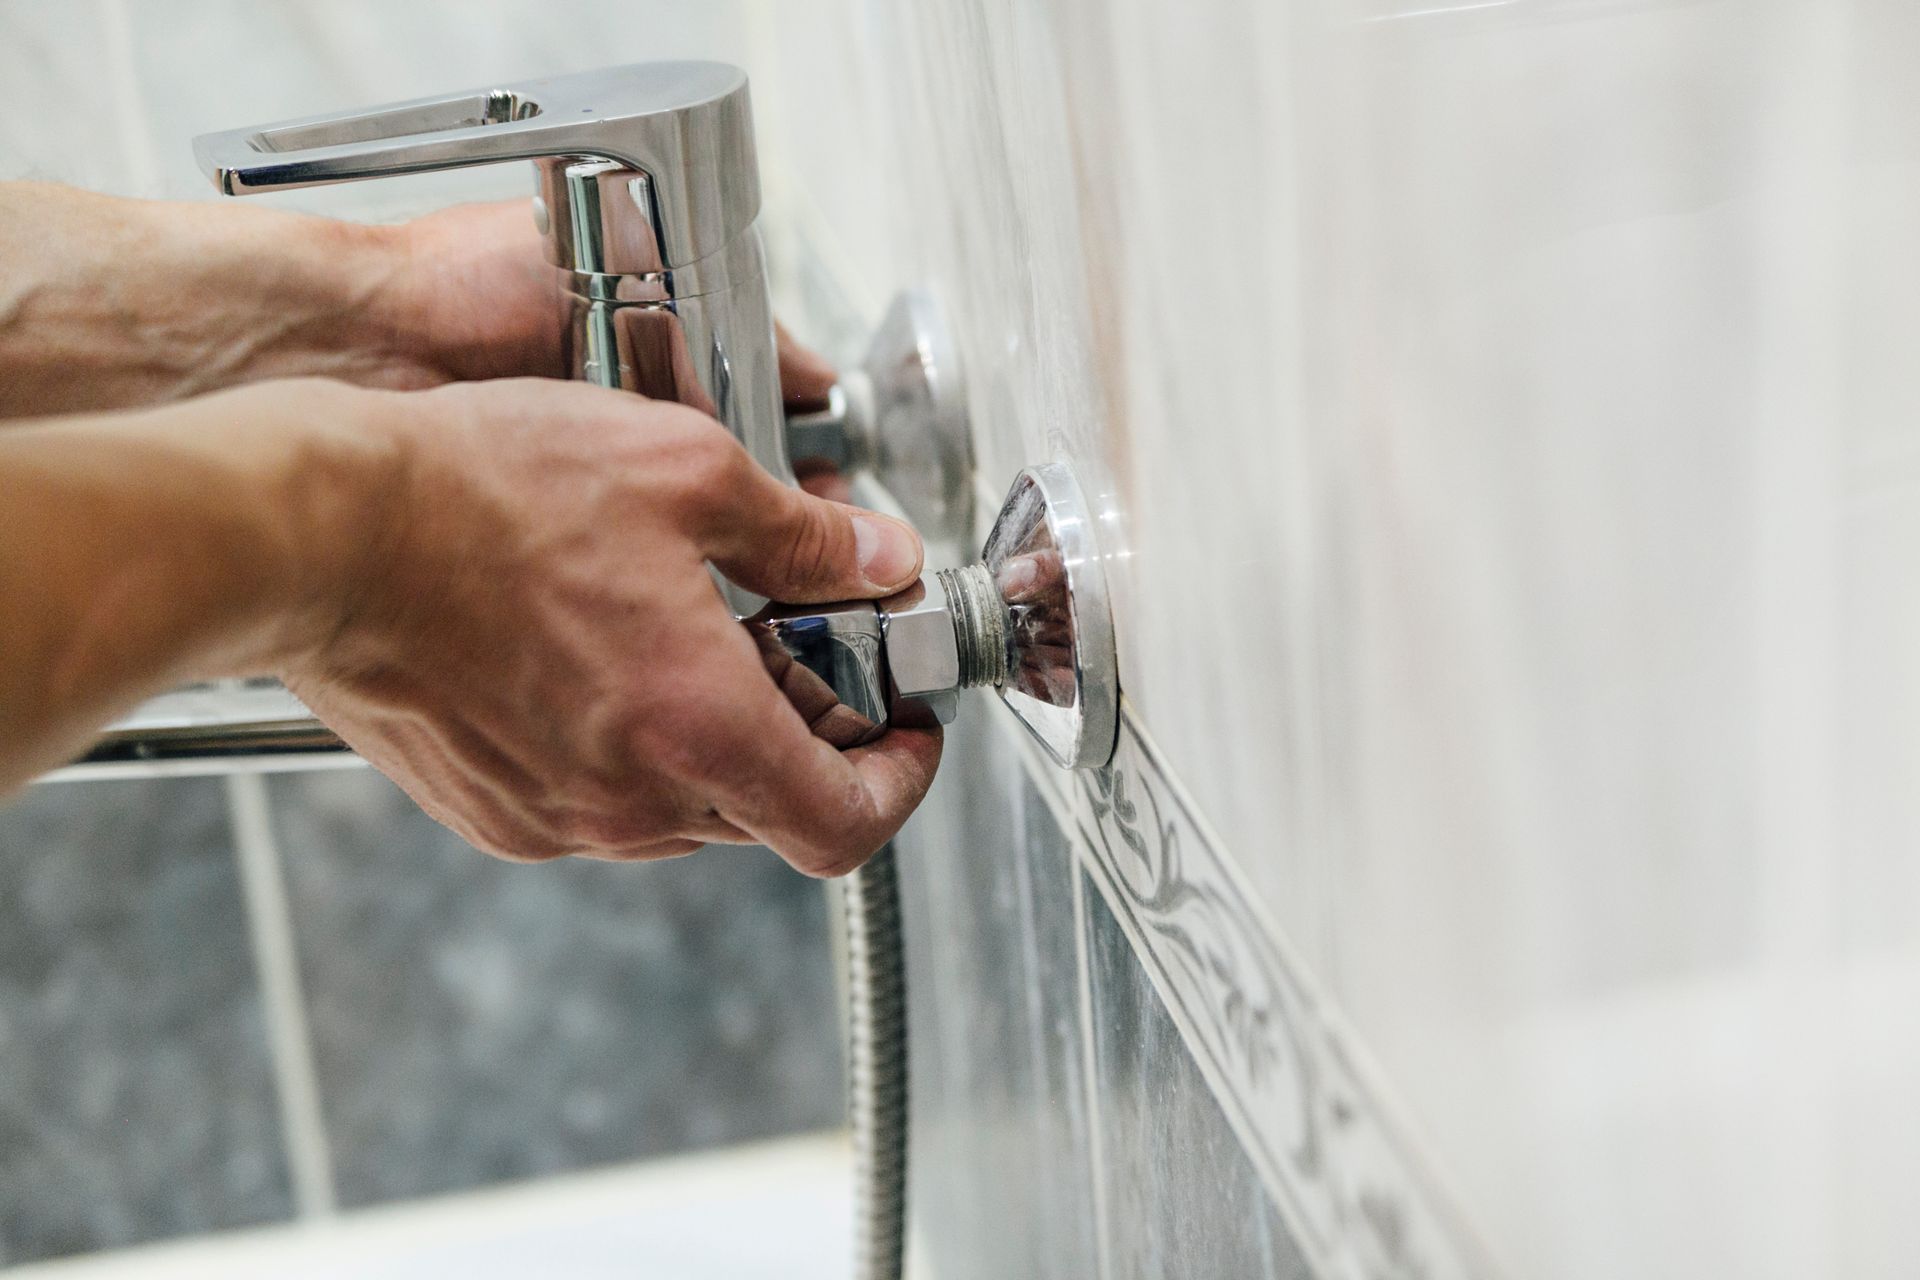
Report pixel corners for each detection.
[0,381,384,787]
[0,182,427,417]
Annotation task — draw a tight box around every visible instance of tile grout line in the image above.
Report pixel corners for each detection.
[1070,862,1116,1280]
[224,773,337,1219]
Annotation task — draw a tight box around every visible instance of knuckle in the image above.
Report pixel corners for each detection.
[782,790,886,879]
[786,837,873,880]
[491,839,571,865]
[627,692,723,783]
[466,817,571,864]
[661,417,746,503]
[409,792,562,865]
[555,799,659,853]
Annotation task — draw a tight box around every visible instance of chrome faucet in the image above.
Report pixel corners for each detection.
[193,62,791,492]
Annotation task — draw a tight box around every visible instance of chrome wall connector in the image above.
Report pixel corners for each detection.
[742,463,1119,770]
[61,466,1119,777]
[785,290,973,546]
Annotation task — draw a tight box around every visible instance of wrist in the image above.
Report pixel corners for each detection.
[134,378,409,676]
[240,380,413,674]
[0,380,403,769]
[179,202,428,393]
[0,183,432,417]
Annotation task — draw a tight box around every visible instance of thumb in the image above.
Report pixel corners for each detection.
[698,461,923,603]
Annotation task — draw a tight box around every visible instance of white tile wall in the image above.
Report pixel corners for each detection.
[747,1,1920,1276]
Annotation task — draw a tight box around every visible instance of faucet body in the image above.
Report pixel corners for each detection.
[193,62,791,493]
[532,152,787,492]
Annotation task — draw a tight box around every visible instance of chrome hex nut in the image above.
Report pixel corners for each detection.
[877,574,961,726]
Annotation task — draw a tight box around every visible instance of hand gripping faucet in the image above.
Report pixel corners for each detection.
[75,62,1120,776]
[194,62,792,504]
[187,62,1119,771]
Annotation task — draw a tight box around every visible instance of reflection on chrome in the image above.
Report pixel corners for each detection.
[981,464,1119,771]
[745,601,889,749]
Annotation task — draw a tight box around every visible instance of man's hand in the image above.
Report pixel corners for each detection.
[0,184,844,417]
[291,378,940,874]
[0,183,930,871]
[0,377,941,876]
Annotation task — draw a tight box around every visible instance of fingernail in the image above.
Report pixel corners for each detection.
[853,514,920,588]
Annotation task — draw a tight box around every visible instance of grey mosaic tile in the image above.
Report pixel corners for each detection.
[264,768,843,1208]
[892,708,1099,1279]
[1082,868,1314,1280]
[0,777,291,1265]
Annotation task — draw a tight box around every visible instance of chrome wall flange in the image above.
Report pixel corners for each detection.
[784,289,973,545]
[981,464,1119,771]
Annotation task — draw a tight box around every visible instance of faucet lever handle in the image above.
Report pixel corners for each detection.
[192,61,759,268]
[193,85,551,194]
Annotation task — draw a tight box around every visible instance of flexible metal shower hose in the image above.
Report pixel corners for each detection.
[843,845,908,1280]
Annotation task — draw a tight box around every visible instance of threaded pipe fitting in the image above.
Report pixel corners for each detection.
[936,563,1008,689]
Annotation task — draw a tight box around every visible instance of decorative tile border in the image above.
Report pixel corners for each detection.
[1005,703,1503,1280]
